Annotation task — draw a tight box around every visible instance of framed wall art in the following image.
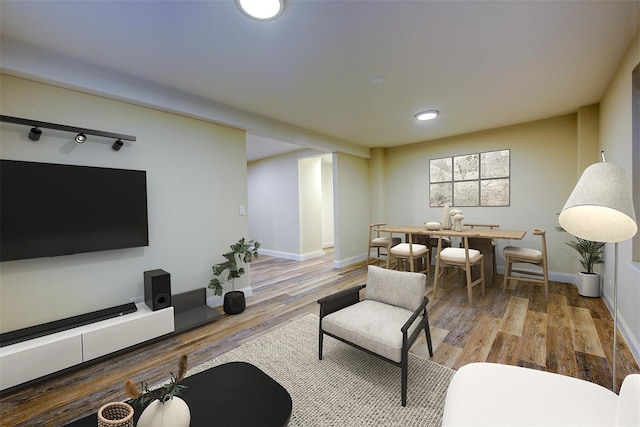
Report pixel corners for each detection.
[429,149,510,207]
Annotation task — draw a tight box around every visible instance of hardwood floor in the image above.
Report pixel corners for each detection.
[1,250,638,426]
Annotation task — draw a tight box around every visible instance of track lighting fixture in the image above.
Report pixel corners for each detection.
[28,127,42,141]
[0,115,136,152]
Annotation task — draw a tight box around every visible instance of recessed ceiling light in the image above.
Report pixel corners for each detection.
[415,110,439,121]
[236,0,285,21]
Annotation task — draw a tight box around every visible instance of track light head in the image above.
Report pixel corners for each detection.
[112,139,124,151]
[75,133,86,143]
[28,127,42,141]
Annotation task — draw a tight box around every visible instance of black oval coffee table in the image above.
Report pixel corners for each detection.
[67,361,292,426]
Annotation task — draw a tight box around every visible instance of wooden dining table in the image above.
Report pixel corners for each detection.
[379,225,527,282]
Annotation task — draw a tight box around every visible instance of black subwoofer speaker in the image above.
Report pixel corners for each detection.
[144,269,172,311]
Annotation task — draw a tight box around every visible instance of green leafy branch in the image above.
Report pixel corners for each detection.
[208,238,260,295]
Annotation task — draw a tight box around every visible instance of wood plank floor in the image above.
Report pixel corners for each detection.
[1,250,638,426]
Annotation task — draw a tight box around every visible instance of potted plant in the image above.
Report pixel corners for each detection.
[124,354,190,427]
[557,224,604,297]
[208,237,260,314]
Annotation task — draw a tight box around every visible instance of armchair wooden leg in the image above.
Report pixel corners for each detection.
[424,311,434,357]
[401,357,408,407]
[319,330,324,360]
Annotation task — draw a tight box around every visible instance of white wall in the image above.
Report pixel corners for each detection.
[599,29,640,362]
[247,151,304,257]
[0,75,248,332]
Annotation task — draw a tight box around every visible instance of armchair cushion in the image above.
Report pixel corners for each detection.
[443,362,622,426]
[364,265,426,311]
[616,373,640,425]
[321,300,422,363]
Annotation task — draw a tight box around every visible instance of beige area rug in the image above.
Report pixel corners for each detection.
[189,314,455,426]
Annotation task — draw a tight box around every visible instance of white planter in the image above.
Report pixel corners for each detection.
[577,272,600,297]
[137,396,190,427]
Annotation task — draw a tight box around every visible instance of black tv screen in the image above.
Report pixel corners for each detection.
[1,160,149,261]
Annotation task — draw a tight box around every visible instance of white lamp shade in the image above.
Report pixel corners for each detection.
[559,162,637,243]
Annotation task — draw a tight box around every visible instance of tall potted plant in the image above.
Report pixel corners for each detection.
[566,237,605,297]
[558,222,604,297]
[208,237,260,314]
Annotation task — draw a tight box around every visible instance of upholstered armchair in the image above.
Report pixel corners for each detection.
[318,265,433,406]
[443,362,640,426]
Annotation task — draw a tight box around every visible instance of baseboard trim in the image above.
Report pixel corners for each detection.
[334,254,367,269]
[258,248,326,261]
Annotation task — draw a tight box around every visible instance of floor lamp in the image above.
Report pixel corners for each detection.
[558,153,637,393]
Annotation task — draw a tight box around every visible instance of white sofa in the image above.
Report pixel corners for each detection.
[443,362,640,426]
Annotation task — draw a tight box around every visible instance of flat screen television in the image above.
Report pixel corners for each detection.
[1,159,149,261]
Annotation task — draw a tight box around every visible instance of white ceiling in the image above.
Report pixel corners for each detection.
[1,1,639,160]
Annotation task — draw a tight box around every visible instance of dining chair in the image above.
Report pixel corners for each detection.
[386,231,430,279]
[465,223,499,282]
[368,223,400,266]
[502,228,549,302]
[433,232,485,305]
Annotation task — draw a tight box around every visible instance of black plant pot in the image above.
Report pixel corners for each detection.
[223,291,246,315]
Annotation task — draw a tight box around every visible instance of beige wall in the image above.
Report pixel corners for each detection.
[599,29,640,361]
[299,156,324,255]
[381,114,579,278]
[333,152,370,267]
[577,104,600,174]
[0,75,248,332]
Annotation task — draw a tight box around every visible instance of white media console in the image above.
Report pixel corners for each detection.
[0,303,174,391]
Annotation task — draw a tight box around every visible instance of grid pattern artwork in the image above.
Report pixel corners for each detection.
[429,149,510,207]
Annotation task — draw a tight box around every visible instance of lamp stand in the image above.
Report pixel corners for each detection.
[612,242,618,393]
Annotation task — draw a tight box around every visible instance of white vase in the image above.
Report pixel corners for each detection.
[577,272,600,297]
[137,397,190,427]
[441,205,452,230]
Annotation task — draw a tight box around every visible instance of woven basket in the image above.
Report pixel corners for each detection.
[97,402,134,427]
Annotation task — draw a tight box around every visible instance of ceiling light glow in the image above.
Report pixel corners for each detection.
[237,0,284,21]
[415,110,439,121]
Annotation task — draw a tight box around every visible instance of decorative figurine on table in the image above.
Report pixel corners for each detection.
[453,213,464,232]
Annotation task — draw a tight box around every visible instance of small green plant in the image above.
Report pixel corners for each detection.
[565,238,605,274]
[124,354,188,406]
[208,237,260,296]
[556,223,604,274]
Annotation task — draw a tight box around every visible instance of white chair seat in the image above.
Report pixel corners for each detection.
[372,236,400,247]
[504,246,543,262]
[440,247,482,263]
[390,243,428,257]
